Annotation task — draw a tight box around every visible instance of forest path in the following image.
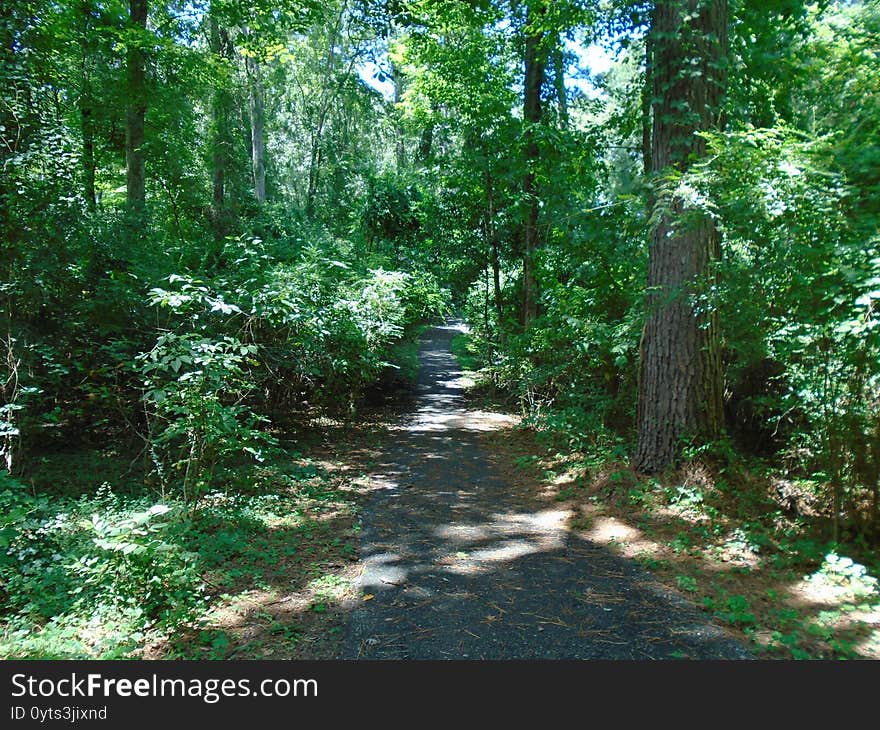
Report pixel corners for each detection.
[340,323,749,659]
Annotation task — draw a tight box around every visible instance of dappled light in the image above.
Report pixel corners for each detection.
[403,408,518,434]
[342,326,750,659]
[583,516,641,546]
[3,0,878,666]
[535,450,880,659]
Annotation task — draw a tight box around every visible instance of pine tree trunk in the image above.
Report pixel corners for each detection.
[125,0,147,211]
[521,1,546,328]
[634,0,727,473]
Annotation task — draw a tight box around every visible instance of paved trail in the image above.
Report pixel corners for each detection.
[341,323,749,659]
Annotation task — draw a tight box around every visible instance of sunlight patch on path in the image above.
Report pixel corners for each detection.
[436,508,571,575]
[401,408,518,433]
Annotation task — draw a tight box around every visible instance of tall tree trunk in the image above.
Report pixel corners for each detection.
[125,0,147,211]
[209,13,233,236]
[306,133,321,217]
[521,1,546,328]
[483,161,505,337]
[634,0,728,473]
[391,58,406,174]
[553,44,568,127]
[641,29,653,180]
[305,106,329,219]
[80,1,96,210]
[246,54,266,203]
[491,239,504,331]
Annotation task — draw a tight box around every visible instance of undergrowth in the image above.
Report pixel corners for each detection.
[448,325,880,659]
[516,433,880,659]
[0,450,359,659]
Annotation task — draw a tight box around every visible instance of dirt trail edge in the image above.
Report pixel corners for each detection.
[340,323,750,659]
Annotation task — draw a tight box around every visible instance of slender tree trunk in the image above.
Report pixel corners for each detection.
[521,1,546,328]
[491,239,504,330]
[641,29,653,180]
[391,58,406,174]
[80,1,96,210]
[634,0,728,473]
[306,136,322,217]
[81,104,97,210]
[483,161,505,337]
[484,264,490,333]
[305,107,329,218]
[553,44,568,127]
[125,0,147,211]
[246,54,266,203]
[209,13,233,236]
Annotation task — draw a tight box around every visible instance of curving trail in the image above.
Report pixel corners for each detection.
[341,323,749,659]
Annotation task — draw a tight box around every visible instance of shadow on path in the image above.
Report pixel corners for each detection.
[341,323,750,659]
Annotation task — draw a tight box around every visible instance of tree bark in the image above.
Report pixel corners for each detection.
[521,1,546,328]
[634,0,728,473]
[246,54,266,203]
[125,0,147,211]
[80,1,97,210]
[209,13,233,235]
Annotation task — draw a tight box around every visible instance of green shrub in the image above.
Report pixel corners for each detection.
[139,330,274,502]
[0,475,202,659]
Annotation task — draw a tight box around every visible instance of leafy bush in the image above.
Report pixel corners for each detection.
[127,229,450,498]
[682,126,880,535]
[0,474,202,658]
[139,332,274,502]
[462,202,645,456]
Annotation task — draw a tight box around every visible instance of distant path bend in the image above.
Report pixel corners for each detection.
[341,322,749,659]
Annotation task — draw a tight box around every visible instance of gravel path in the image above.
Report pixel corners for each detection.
[340,323,750,659]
